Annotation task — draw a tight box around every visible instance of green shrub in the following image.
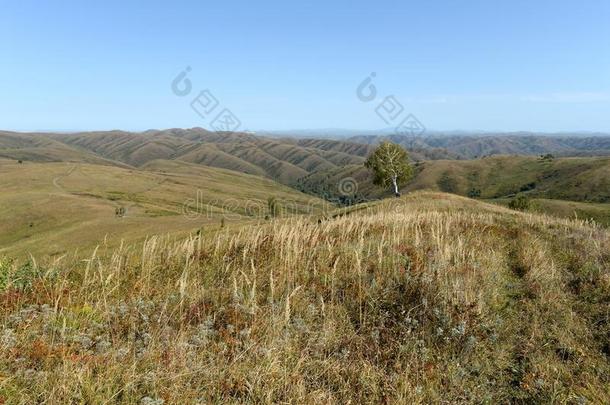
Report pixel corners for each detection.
[519,182,536,192]
[468,188,481,198]
[509,194,531,211]
[437,173,458,193]
[0,258,40,291]
[0,257,11,290]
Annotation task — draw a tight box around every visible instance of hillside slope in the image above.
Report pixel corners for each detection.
[0,131,127,166]
[4,130,610,188]
[0,159,325,258]
[409,155,610,202]
[297,155,610,226]
[0,130,367,186]
[298,155,610,213]
[1,192,608,403]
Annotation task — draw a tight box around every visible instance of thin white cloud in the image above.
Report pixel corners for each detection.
[521,92,610,103]
[385,92,610,105]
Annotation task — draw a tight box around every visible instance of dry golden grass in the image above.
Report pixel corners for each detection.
[0,159,326,258]
[0,192,609,403]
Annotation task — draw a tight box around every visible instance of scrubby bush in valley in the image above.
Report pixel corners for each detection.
[437,172,458,193]
[468,188,481,198]
[509,194,531,211]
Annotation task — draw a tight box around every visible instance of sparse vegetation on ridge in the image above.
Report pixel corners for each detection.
[1,192,608,403]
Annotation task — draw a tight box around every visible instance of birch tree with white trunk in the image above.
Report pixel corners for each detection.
[364,141,413,197]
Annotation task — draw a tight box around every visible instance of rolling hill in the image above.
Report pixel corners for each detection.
[3,129,610,227]
[408,155,610,202]
[3,130,610,187]
[1,130,609,402]
[299,155,610,202]
[297,155,610,224]
[2,192,609,403]
[0,129,368,186]
[0,159,325,258]
[0,131,126,166]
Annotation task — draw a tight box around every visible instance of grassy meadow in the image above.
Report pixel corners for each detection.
[0,159,326,258]
[1,192,609,403]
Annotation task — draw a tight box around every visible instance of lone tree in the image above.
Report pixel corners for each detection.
[364,142,413,197]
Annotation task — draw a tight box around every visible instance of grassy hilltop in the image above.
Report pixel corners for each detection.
[1,192,609,403]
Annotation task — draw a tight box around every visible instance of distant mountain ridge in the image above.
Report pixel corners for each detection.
[347,133,610,159]
[261,128,610,139]
[1,129,610,187]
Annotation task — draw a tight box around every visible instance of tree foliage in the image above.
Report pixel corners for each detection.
[364,142,413,196]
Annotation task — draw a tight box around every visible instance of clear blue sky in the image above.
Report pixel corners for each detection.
[2,0,610,132]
